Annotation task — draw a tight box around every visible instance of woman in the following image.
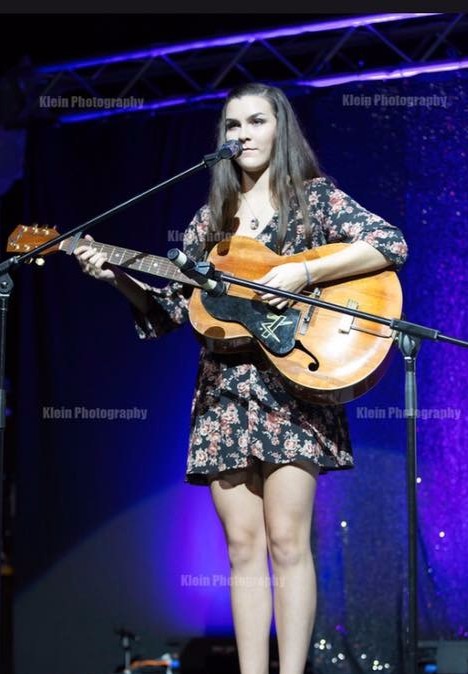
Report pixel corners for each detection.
[75,83,408,674]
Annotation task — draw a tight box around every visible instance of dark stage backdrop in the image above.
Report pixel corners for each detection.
[8,71,468,674]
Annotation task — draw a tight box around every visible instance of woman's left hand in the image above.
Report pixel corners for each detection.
[255,262,310,310]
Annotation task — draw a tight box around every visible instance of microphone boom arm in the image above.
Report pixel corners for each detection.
[0,141,243,275]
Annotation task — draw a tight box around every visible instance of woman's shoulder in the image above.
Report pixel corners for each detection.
[191,203,211,222]
[300,177,338,210]
[303,176,335,193]
[185,204,212,234]
[183,204,212,249]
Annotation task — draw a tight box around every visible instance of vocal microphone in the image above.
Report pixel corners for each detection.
[167,249,226,297]
[217,139,243,159]
[203,139,243,167]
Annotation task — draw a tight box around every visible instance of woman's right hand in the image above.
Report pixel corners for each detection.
[74,234,117,284]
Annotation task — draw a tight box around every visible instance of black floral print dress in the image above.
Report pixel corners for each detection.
[133,177,408,485]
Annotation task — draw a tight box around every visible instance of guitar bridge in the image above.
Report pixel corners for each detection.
[338,299,359,334]
[338,299,394,338]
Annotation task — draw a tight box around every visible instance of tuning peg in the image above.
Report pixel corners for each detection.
[35,257,45,267]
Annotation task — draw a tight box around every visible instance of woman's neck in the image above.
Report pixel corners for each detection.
[241,166,270,197]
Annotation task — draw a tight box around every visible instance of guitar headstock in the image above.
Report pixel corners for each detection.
[7,224,61,259]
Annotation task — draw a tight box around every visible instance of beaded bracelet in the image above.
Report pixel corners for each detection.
[303,261,312,286]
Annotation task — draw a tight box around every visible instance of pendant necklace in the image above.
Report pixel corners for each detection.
[241,193,260,230]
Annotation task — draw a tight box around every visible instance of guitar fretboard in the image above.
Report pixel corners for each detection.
[61,237,198,286]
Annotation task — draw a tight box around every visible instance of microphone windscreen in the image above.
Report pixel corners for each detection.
[218,139,243,159]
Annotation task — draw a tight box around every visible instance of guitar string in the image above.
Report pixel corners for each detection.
[68,238,190,282]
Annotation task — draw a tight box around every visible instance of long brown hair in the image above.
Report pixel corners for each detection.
[208,83,323,252]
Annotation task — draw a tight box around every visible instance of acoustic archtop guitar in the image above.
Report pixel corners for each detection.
[7,225,403,404]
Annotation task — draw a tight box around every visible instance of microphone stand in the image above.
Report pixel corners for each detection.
[170,254,468,674]
[0,141,238,670]
[0,147,232,274]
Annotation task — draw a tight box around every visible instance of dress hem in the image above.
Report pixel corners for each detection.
[185,455,354,486]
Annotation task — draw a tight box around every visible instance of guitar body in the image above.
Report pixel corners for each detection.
[188,236,402,404]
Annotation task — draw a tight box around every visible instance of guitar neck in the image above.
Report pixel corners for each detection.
[60,237,198,286]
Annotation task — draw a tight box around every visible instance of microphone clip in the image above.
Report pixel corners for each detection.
[196,262,226,297]
[203,151,222,169]
[167,248,226,297]
[192,259,221,283]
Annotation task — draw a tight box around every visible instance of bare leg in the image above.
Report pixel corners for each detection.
[263,461,319,674]
[210,467,271,674]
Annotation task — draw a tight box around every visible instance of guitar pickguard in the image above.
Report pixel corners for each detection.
[201,291,301,356]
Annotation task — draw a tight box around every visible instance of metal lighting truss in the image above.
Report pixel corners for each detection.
[11,12,468,124]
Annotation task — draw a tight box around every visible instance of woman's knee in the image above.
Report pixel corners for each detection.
[267,525,311,568]
[225,524,268,567]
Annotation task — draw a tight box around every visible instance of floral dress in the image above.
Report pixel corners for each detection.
[133,177,408,485]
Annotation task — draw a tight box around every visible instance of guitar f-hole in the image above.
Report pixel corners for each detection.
[294,341,320,372]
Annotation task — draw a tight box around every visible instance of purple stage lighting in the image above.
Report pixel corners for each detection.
[38,14,442,74]
[58,54,468,124]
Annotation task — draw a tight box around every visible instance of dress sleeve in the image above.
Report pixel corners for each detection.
[132,205,209,339]
[313,178,408,270]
